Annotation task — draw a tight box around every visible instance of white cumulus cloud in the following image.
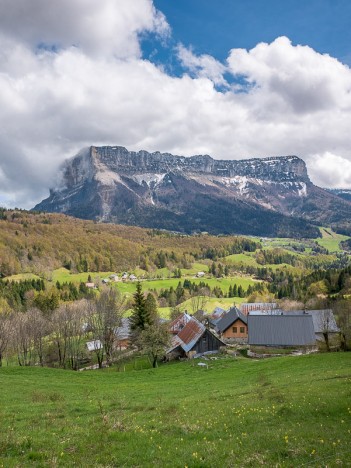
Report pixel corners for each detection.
[0,2,351,208]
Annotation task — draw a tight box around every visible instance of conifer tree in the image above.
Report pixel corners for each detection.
[130,282,149,335]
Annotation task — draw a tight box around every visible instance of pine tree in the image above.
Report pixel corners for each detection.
[145,293,158,324]
[130,282,149,335]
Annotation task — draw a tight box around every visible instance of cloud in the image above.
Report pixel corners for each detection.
[177,44,228,87]
[0,2,351,208]
[0,0,169,59]
[308,152,351,189]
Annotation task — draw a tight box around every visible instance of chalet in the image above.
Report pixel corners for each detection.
[129,274,137,281]
[216,306,248,341]
[102,278,110,284]
[85,282,96,289]
[247,314,315,347]
[196,271,205,278]
[240,302,278,315]
[167,315,225,358]
[121,273,129,281]
[109,274,119,282]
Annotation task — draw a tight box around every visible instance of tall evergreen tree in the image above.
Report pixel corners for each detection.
[130,282,149,335]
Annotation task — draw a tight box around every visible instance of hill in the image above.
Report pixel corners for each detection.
[34,146,351,238]
[0,353,350,466]
[0,209,259,277]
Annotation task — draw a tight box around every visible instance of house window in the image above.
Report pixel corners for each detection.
[232,326,238,333]
[202,336,207,342]
[240,327,245,333]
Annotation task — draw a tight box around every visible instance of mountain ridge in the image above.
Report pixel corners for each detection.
[34,146,351,237]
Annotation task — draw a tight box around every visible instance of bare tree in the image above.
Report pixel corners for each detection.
[26,308,51,366]
[334,300,351,351]
[189,287,210,315]
[0,312,11,367]
[65,301,87,370]
[87,288,126,368]
[12,313,34,366]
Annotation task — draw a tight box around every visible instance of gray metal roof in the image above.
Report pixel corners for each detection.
[216,306,247,333]
[284,310,339,333]
[248,314,315,346]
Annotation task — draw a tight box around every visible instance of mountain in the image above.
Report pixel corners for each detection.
[33,146,351,237]
[326,188,351,203]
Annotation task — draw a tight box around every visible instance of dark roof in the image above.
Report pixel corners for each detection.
[248,315,315,346]
[284,310,339,333]
[216,307,247,333]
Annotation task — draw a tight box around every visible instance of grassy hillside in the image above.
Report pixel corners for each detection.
[0,353,350,466]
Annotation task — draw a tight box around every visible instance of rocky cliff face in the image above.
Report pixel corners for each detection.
[33,146,351,237]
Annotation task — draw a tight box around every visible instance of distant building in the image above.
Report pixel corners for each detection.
[240,302,278,315]
[86,340,103,352]
[85,282,96,289]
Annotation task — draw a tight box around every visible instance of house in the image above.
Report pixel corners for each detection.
[240,302,278,315]
[114,318,131,350]
[247,314,315,347]
[109,274,119,282]
[284,309,339,342]
[85,282,96,289]
[121,273,129,281]
[196,271,205,278]
[129,274,137,281]
[86,340,103,352]
[167,315,225,358]
[102,278,110,284]
[169,312,192,335]
[216,306,248,341]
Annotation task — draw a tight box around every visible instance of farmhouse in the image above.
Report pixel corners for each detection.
[167,315,225,358]
[216,306,248,342]
[248,314,315,347]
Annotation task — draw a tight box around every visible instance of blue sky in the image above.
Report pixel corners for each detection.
[0,0,351,208]
[149,0,351,68]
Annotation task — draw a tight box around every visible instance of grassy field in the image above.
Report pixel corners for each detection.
[0,353,350,466]
[316,228,350,253]
[114,276,258,296]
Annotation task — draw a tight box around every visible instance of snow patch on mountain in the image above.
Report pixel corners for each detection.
[132,173,166,187]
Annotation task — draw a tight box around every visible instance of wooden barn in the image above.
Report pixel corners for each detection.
[167,315,225,358]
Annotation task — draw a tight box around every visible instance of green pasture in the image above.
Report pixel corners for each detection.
[114,276,257,296]
[316,227,349,253]
[0,353,350,466]
[4,273,42,282]
[158,296,245,318]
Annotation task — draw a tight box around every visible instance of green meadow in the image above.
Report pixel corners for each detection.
[316,228,350,253]
[0,353,350,467]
